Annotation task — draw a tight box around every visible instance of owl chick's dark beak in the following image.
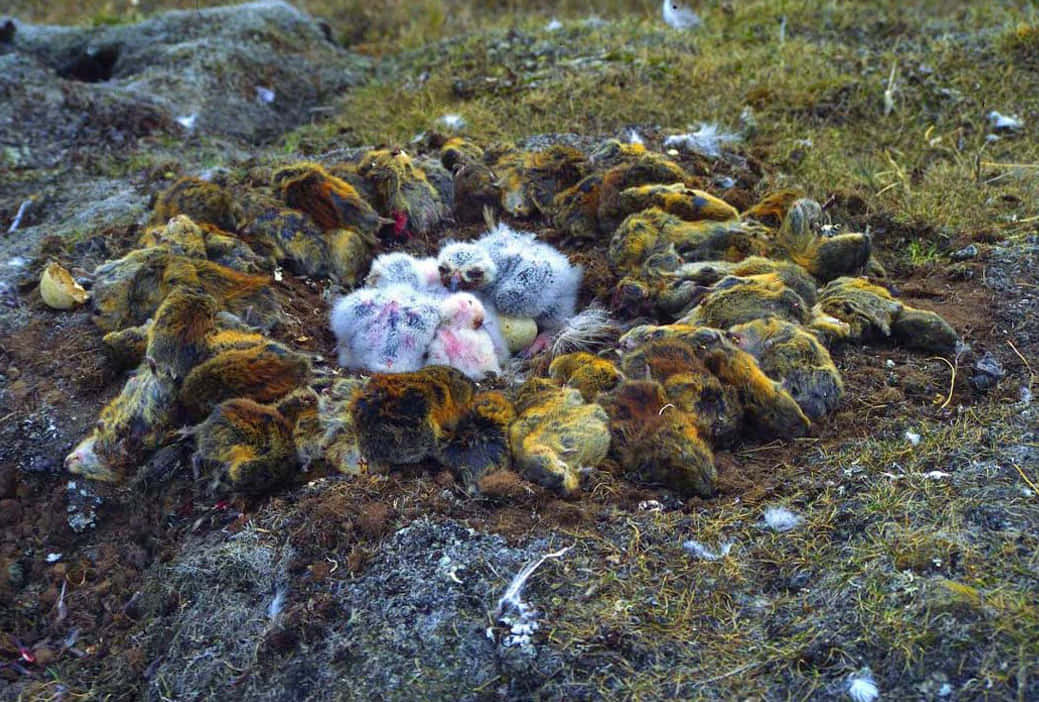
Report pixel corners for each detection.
[447,273,462,292]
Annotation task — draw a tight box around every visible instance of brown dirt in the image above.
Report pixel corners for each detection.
[0,169,1021,696]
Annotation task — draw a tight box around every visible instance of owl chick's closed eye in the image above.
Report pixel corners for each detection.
[436,242,498,293]
[426,292,501,380]
[439,291,485,329]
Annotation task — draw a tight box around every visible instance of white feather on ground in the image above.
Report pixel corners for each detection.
[267,584,287,619]
[682,539,734,561]
[763,505,803,532]
[988,110,1023,131]
[549,306,617,357]
[437,113,467,131]
[846,669,880,702]
[495,545,573,650]
[664,123,740,159]
[662,0,702,29]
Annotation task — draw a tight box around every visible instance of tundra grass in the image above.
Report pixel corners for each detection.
[5,1,1039,699]
[534,404,1039,698]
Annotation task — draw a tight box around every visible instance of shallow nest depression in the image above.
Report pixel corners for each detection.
[3,128,1031,701]
[60,133,972,499]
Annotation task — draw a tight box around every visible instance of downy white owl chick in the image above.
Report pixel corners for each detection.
[362,253,511,360]
[426,292,502,380]
[436,221,582,352]
[330,284,441,373]
[365,251,443,292]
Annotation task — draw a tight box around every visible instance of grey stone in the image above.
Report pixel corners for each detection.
[66,479,103,533]
[971,350,1005,391]
[974,351,1005,378]
[6,560,26,589]
[4,1,369,151]
[950,243,978,260]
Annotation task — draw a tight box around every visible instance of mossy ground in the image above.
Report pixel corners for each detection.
[2,1,1039,700]
[11,1,1037,239]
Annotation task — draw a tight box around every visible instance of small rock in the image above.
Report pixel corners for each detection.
[974,351,1005,379]
[971,350,1005,391]
[476,470,527,499]
[7,560,25,589]
[66,480,103,533]
[950,244,978,261]
[357,502,393,538]
[0,465,15,498]
[33,646,57,666]
[0,498,21,526]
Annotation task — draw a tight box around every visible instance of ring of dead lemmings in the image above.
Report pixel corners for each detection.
[60,134,959,501]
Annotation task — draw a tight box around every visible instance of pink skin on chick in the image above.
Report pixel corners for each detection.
[65,434,103,476]
[331,284,441,373]
[427,293,500,380]
[522,331,552,358]
[440,293,484,329]
[414,257,443,290]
